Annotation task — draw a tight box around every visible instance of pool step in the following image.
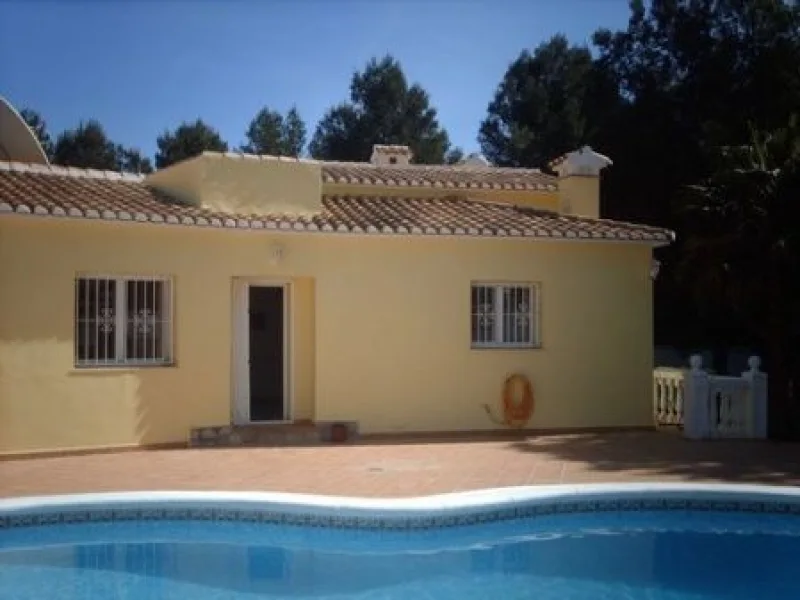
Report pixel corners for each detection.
[188,422,359,448]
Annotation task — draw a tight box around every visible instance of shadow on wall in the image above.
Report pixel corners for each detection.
[65,366,183,448]
[507,432,800,485]
[0,308,172,450]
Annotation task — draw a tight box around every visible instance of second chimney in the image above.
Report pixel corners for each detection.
[370,144,413,166]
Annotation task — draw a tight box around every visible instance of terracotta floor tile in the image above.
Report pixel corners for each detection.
[1,433,798,499]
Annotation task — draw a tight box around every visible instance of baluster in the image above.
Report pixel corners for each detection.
[666,378,675,425]
[671,380,679,423]
[675,380,684,425]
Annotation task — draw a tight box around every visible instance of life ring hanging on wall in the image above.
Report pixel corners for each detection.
[483,373,535,429]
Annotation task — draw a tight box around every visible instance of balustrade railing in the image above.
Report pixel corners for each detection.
[654,368,685,427]
[707,376,750,438]
[652,355,767,440]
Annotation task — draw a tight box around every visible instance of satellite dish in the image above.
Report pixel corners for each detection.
[0,95,50,165]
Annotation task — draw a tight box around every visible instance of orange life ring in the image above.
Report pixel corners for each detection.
[502,373,535,427]
[483,373,535,428]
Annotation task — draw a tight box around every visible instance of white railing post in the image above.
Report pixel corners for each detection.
[742,355,768,439]
[684,354,710,439]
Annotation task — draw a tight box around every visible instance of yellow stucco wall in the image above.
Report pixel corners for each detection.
[0,219,316,454]
[0,217,654,455]
[557,175,600,218]
[146,155,323,216]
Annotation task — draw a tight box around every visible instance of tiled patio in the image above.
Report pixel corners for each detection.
[1,432,799,499]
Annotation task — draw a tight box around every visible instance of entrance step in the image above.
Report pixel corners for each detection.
[188,422,358,448]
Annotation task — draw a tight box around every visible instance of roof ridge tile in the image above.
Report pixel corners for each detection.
[199,151,550,176]
[0,160,145,182]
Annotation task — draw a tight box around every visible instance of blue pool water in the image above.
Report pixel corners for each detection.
[1,507,799,599]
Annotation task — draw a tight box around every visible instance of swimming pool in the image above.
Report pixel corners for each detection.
[0,483,798,599]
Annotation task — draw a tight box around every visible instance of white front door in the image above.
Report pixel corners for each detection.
[233,280,290,424]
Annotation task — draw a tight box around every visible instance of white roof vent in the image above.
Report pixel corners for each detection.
[370,144,412,167]
[458,152,491,168]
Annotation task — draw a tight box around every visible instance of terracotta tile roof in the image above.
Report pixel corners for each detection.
[320,161,557,191]
[0,161,673,243]
[198,151,558,191]
[322,196,672,242]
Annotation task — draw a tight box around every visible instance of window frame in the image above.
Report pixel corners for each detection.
[470,281,541,349]
[74,274,175,368]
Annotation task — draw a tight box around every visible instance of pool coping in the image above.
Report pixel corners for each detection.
[2,484,800,530]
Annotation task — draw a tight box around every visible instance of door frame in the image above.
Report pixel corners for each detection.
[232,278,292,425]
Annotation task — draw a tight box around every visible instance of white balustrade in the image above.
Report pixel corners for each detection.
[653,355,767,440]
[653,368,685,426]
[707,376,749,438]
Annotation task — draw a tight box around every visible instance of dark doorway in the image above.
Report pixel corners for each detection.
[248,286,285,421]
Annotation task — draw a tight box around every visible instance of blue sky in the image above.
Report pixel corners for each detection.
[1,0,631,159]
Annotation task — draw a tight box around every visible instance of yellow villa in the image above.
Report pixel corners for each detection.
[0,97,673,456]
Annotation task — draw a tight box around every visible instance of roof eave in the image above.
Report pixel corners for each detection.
[0,207,674,247]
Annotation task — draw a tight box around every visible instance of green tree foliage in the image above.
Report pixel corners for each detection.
[483,0,800,436]
[53,120,122,171]
[592,0,800,219]
[479,35,609,168]
[679,120,800,438]
[155,119,228,169]
[19,108,54,159]
[242,106,306,157]
[445,147,465,165]
[310,55,450,164]
[117,146,153,174]
[592,0,800,356]
[599,0,800,434]
[37,117,152,173]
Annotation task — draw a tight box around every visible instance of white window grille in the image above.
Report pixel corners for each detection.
[74,275,173,366]
[471,283,540,348]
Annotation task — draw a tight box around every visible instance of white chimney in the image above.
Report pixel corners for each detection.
[370,144,413,166]
[458,152,491,167]
[548,145,612,177]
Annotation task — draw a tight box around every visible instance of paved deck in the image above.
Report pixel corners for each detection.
[1,432,799,499]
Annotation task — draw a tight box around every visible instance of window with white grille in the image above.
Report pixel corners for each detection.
[471,283,540,348]
[75,276,173,366]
